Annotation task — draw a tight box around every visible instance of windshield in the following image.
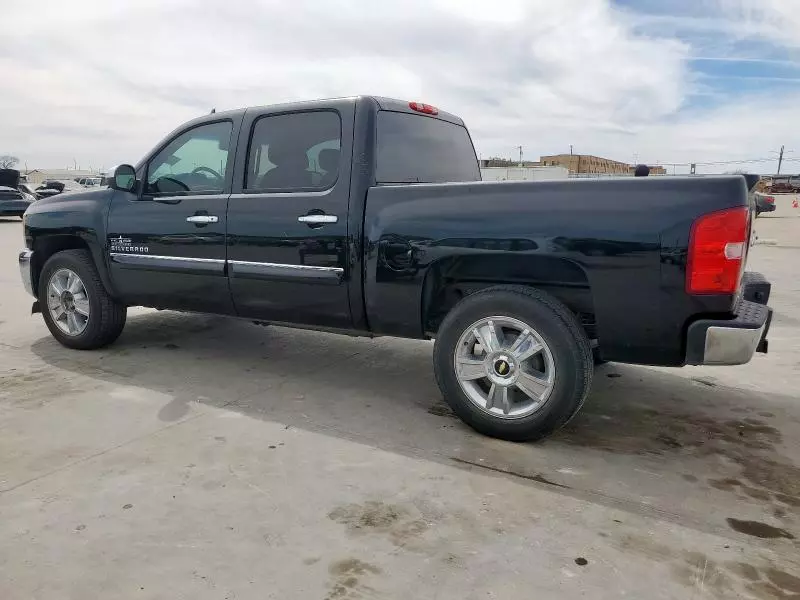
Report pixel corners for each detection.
[376,111,480,184]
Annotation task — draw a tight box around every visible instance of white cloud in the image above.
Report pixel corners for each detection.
[0,0,797,173]
[716,0,800,49]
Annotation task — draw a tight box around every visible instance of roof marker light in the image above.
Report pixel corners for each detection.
[409,102,439,116]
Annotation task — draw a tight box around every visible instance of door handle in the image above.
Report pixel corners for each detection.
[298,214,338,225]
[186,215,219,224]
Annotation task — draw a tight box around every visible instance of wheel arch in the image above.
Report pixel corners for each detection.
[421,254,597,341]
[32,234,115,300]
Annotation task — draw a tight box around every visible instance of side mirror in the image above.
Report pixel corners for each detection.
[111,164,137,192]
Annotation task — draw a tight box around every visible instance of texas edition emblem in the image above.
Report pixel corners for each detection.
[109,235,149,253]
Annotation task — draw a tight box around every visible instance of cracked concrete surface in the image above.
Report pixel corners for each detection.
[0,215,798,599]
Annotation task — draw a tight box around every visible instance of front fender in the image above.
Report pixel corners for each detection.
[24,189,116,298]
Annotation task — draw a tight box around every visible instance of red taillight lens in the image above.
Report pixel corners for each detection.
[765,195,775,204]
[409,101,439,115]
[687,207,750,294]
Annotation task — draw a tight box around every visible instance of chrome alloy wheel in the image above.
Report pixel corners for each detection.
[47,268,90,336]
[453,316,556,419]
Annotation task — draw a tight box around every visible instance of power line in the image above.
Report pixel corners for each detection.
[646,149,800,169]
[650,157,795,168]
[654,158,774,167]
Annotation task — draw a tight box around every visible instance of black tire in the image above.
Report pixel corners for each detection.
[433,285,593,442]
[39,249,126,349]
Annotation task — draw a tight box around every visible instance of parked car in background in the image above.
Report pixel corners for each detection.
[35,179,84,198]
[753,192,776,216]
[18,183,40,199]
[768,176,795,194]
[75,176,103,187]
[0,169,36,218]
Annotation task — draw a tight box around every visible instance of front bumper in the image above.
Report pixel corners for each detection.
[19,249,35,297]
[685,273,772,366]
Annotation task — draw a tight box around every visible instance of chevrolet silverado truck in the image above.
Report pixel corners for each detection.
[18,96,772,441]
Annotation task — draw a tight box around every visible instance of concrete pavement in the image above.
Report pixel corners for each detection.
[1,216,798,599]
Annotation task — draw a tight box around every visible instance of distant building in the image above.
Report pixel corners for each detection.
[539,154,666,176]
[481,166,569,182]
[480,158,542,168]
[24,169,103,186]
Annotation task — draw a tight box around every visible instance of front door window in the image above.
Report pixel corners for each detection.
[146,121,233,196]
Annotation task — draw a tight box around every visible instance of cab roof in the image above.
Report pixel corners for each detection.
[199,96,465,126]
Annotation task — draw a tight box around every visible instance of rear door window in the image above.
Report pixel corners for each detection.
[376,111,480,184]
[245,111,341,192]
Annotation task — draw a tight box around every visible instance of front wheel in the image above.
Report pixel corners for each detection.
[433,285,593,442]
[39,249,127,349]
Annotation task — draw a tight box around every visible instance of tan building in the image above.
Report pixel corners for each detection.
[24,169,102,186]
[540,154,666,176]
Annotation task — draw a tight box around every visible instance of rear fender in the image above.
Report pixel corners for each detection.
[421,254,595,336]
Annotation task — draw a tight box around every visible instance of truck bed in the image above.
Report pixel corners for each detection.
[364,175,751,365]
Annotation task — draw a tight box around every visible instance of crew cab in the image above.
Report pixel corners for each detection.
[18,96,772,441]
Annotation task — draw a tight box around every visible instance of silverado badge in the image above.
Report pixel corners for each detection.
[109,236,149,253]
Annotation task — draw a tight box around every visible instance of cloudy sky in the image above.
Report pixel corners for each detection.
[3,0,800,174]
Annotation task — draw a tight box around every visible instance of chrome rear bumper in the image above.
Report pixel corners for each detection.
[686,300,771,366]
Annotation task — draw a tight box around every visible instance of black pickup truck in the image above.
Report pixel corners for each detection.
[18,96,772,441]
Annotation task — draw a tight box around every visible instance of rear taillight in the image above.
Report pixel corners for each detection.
[765,195,775,204]
[409,101,439,115]
[686,207,750,295]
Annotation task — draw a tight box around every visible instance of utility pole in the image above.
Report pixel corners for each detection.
[516,145,523,166]
[570,145,573,156]
[777,145,785,174]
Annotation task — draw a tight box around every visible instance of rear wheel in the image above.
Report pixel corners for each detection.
[433,285,593,441]
[39,249,126,349]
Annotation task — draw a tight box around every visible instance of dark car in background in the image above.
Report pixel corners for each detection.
[18,183,40,200]
[753,192,776,216]
[741,174,774,217]
[0,169,36,218]
[35,179,84,199]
